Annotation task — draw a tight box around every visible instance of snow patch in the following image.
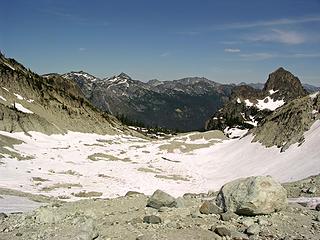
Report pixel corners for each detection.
[244,99,254,107]
[2,87,9,92]
[0,120,319,200]
[224,127,248,139]
[310,91,319,100]
[0,96,7,101]
[14,93,24,100]
[269,89,279,95]
[13,103,33,114]
[236,98,241,103]
[256,96,285,111]
[244,115,258,127]
[4,62,15,71]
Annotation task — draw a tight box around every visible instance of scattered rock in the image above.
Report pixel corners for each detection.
[220,211,238,221]
[0,213,8,219]
[35,207,65,224]
[231,231,249,240]
[125,191,143,197]
[257,218,269,226]
[216,176,287,215]
[213,226,232,237]
[199,200,223,215]
[308,186,317,194]
[190,210,202,218]
[76,218,99,240]
[143,215,162,224]
[246,224,260,235]
[242,218,255,227]
[316,204,320,211]
[175,197,185,208]
[146,190,177,209]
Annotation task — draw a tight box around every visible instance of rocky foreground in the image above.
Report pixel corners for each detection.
[0,175,320,240]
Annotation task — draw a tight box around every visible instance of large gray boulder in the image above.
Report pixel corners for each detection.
[216,176,287,216]
[147,190,177,209]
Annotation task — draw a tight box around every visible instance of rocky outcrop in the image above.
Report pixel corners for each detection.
[205,67,308,141]
[253,92,320,151]
[216,176,287,216]
[263,67,307,101]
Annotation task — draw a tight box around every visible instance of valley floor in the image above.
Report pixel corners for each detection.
[0,121,320,201]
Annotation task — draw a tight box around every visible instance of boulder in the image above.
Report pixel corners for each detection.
[143,215,162,224]
[0,213,8,219]
[216,176,287,216]
[213,226,232,237]
[220,211,238,221]
[246,224,260,235]
[146,190,177,209]
[199,200,223,215]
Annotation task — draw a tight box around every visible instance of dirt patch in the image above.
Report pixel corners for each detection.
[41,183,82,192]
[71,191,103,198]
[155,174,190,181]
[88,152,131,162]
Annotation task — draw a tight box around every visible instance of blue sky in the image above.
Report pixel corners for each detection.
[1,0,320,85]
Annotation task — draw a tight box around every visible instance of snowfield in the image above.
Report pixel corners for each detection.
[0,121,319,201]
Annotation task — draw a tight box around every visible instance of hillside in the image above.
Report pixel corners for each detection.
[0,53,127,135]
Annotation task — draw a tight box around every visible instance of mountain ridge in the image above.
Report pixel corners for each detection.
[0,53,129,135]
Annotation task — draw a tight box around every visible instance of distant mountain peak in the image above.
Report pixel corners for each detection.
[263,67,307,100]
[117,72,132,80]
[62,71,100,82]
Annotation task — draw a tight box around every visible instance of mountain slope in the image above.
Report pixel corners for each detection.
[0,54,126,135]
[63,73,234,131]
[252,92,320,151]
[205,67,308,135]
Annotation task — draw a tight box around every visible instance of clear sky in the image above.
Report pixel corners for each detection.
[1,0,320,85]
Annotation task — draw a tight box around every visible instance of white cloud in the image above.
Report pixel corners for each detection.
[240,52,275,60]
[239,52,320,61]
[160,52,171,57]
[224,48,241,53]
[79,47,86,51]
[220,16,320,30]
[247,29,306,44]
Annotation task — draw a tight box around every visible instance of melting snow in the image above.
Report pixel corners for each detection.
[244,115,258,127]
[224,127,248,139]
[0,96,7,101]
[310,91,319,100]
[0,121,319,200]
[4,62,15,71]
[244,99,254,107]
[14,93,24,100]
[269,89,279,95]
[13,103,33,114]
[256,96,285,111]
[2,87,9,92]
[237,98,241,103]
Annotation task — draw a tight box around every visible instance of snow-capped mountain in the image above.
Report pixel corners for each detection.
[61,71,101,99]
[63,72,234,131]
[205,67,308,140]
